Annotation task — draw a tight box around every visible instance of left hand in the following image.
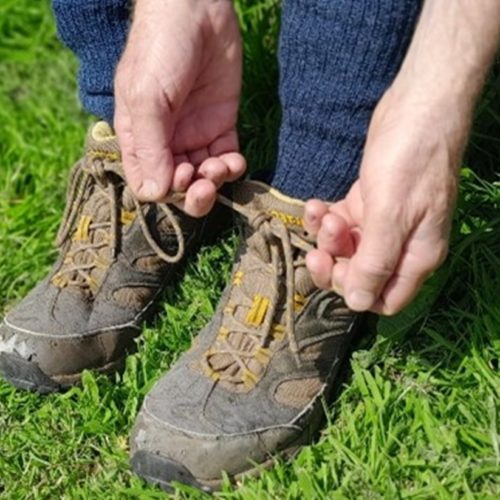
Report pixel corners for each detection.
[304,82,469,315]
[114,0,244,217]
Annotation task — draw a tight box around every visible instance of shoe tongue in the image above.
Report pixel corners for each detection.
[82,122,136,215]
[84,122,125,177]
[71,123,132,276]
[206,183,316,390]
[231,181,306,234]
[231,181,314,296]
[85,122,119,152]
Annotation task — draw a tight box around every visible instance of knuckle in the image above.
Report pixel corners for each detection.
[323,214,343,235]
[418,242,449,275]
[368,198,405,223]
[357,258,394,281]
[127,82,150,105]
[126,75,161,106]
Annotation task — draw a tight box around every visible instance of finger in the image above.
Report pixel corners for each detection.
[344,210,407,312]
[370,273,425,316]
[316,213,355,258]
[306,249,334,290]
[188,147,210,167]
[332,259,348,297]
[208,130,240,156]
[126,82,174,201]
[176,178,217,217]
[171,162,195,193]
[304,200,329,237]
[197,158,229,188]
[218,152,246,182]
[370,238,448,315]
[114,107,143,192]
[329,181,363,227]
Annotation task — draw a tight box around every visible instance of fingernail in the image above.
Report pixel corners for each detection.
[348,290,375,311]
[139,178,160,200]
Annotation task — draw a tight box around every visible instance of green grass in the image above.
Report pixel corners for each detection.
[0,1,499,498]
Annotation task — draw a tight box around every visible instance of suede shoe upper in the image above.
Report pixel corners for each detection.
[131,181,359,486]
[0,122,201,384]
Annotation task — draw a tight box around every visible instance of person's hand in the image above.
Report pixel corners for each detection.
[304,83,470,315]
[304,0,500,316]
[114,0,245,216]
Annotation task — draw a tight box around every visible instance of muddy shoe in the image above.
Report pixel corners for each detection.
[0,122,207,393]
[130,180,360,492]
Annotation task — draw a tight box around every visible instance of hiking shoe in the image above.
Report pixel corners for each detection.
[0,122,206,393]
[130,181,359,492]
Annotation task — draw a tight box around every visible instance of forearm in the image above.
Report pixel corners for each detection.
[394,0,500,110]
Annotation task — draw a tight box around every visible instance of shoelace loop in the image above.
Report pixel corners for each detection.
[203,195,315,387]
[53,154,185,293]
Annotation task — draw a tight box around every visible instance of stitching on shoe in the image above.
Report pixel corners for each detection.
[142,379,331,439]
[1,286,162,339]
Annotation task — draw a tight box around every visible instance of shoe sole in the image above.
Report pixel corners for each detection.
[0,351,125,394]
[131,443,302,493]
[131,451,210,493]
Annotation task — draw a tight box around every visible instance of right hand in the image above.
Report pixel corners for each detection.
[114,0,246,216]
[304,82,463,315]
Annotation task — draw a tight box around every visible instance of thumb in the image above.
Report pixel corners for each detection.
[116,77,175,202]
[344,208,407,311]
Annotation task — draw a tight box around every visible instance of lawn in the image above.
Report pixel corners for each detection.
[0,1,499,498]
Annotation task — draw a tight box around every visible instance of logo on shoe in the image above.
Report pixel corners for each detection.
[268,210,304,228]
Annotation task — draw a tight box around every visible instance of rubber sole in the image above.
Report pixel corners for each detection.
[131,444,302,493]
[131,451,212,493]
[0,352,62,394]
[0,351,125,394]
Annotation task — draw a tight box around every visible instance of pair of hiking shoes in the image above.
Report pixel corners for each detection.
[0,122,359,492]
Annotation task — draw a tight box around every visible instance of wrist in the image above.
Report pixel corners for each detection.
[377,79,473,173]
[133,0,208,24]
[132,0,238,41]
[394,53,487,117]
[390,69,477,121]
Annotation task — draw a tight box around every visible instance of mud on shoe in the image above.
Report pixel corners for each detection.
[0,122,206,393]
[130,181,360,491]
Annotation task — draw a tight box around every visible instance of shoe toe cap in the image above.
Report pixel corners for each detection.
[4,278,91,336]
[130,362,313,488]
[130,400,302,489]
